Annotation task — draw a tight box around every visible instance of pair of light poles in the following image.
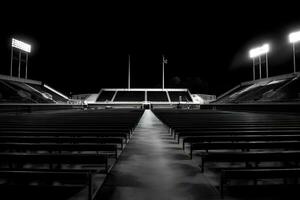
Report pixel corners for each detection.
[249,30,300,80]
[10,38,31,79]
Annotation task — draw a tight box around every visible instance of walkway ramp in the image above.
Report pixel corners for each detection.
[96,110,221,200]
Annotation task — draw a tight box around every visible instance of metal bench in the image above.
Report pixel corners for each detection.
[220,168,300,198]
[190,141,300,159]
[0,143,119,159]
[200,151,300,172]
[183,135,300,150]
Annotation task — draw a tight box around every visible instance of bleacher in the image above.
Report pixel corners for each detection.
[147,91,169,102]
[0,109,143,200]
[215,72,300,104]
[88,88,198,109]
[153,109,300,198]
[95,91,115,102]
[0,74,85,113]
[114,91,145,102]
[168,91,192,102]
[94,88,193,103]
[29,84,69,103]
[0,74,69,104]
[0,79,53,103]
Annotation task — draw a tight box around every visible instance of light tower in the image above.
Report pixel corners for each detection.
[10,38,31,79]
[249,43,270,79]
[288,30,300,73]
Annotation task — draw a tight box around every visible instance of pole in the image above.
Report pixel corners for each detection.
[293,43,296,73]
[25,53,28,79]
[18,50,21,78]
[162,55,165,89]
[252,58,255,80]
[259,56,262,79]
[128,54,131,89]
[266,53,269,78]
[10,47,13,76]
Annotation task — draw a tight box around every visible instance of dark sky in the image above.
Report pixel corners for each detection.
[1,2,300,96]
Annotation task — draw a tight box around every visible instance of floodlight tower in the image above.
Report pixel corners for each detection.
[249,43,270,79]
[10,38,31,78]
[288,30,300,73]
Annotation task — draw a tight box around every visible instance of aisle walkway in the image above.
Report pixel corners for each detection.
[96,110,220,200]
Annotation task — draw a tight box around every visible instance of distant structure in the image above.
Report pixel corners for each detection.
[85,88,198,109]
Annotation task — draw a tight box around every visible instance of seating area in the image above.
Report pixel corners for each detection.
[0,109,143,200]
[147,91,169,102]
[93,88,194,103]
[114,91,145,102]
[215,73,300,103]
[96,91,115,102]
[153,109,300,198]
[0,74,69,104]
[0,79,54,103]
[29,84,69,103]
[168,91,193,102]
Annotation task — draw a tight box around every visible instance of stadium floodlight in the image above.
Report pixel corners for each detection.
[249,43,270,79]
[10,38,31,79]
[288,31,300,73]
[260,44,270,55]
[289,31,300,43]
[12,38,31,53]
[249,44,269,58]
[249,46,262,59]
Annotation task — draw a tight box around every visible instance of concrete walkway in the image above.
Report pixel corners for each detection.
[96,110,220,200]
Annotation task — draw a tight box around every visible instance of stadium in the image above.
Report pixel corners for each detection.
[2,4,300,200]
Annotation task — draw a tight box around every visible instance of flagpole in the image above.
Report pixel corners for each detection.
[128,54,131,89]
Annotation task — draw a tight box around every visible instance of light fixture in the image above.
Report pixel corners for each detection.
[12,38,31,53]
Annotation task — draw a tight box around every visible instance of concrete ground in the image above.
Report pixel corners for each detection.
[96,110,222,200]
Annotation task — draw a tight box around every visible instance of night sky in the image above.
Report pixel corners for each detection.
[1,2,300,96]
